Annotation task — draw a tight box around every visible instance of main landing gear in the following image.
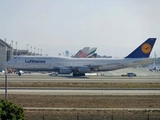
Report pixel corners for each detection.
[73,72,85,76]
[18,72,21,76]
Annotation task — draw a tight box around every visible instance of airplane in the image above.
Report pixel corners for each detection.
[73,47,90,58]
[149,59,160,72]
[86,47,97,58]
[73,47,97,58]
[5,38,156,76]
[88,53,97,58]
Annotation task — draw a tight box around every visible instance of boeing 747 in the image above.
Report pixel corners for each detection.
[5,38,156,76]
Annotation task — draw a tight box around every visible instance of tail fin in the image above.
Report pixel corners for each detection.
[87,47,97,56]
[74,47,90,58]
[87,53,97,58]
[125,38,156,58]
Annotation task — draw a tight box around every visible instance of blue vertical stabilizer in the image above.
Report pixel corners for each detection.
[125,38,156,58]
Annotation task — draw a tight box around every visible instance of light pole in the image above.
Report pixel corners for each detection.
[31,46,32,55]
[38,48,39,55]
[15,42,17,55]
[27,44,28,55]
[5,67,8,99]
[11,40,13,48]
[34,47,36,56]
[41,49,42,55]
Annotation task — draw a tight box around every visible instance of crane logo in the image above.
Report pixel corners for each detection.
[141,43,152,54]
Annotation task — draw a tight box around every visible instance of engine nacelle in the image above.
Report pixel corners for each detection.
[58,68,72,74]
[78,66,90,73]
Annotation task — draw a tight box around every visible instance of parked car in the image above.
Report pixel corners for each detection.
[127,73,137,77]
[121,73,137,77]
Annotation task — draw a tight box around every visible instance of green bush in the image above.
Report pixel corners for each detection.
[0,99,25,120]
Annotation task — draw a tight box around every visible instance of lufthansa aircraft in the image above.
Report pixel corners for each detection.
[5,38,156,76]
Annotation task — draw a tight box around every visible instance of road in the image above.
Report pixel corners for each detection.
[0,88,160,95]
[0,67,159,95]
[0,74,160,83]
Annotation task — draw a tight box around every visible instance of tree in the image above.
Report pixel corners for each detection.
[0,99,25,120]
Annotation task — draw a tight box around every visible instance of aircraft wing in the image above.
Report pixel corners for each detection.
[71,65,102,71]
[54,65,102,72]
[87,65,102,70]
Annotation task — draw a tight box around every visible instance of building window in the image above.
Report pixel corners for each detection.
[7,51,11,61]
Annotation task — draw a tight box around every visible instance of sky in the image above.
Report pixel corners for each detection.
[0,0,160,57]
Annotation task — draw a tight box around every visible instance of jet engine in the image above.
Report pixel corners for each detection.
[78,66,90,73]
[58,68,72,74]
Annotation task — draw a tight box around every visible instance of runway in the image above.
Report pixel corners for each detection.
[0,75,160,83]
[0,67,159,95]
[0,88,160,95]
[1,86,160,95]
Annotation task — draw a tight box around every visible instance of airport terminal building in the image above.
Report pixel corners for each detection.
[0,38,39,71]
[0,38,43,71]
[0,39,13,71]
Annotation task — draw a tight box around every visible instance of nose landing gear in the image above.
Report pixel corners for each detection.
[17,71,21,76]
[18,72,21,76]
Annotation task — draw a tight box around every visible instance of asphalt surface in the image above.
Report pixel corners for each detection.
[0,67,160,95]
[0,68,159,83]
[1,68,160,111]
[0,89,160,95]
[0,75,160,83]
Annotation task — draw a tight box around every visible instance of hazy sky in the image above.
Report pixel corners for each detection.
[0,0,160,57]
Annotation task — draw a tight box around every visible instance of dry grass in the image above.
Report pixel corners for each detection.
[24,109,160,120]
[0,95,159,108]
[0,82,160,88]
[2,94,158,120]
[1,81,160,119]
[0,94,160,120]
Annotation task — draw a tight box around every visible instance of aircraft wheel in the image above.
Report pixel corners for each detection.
[73,73,85,76]
[81,73,85,76]
[73,73,77,76]
[18,72,21,76]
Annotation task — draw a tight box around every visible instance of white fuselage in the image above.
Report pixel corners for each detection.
[5,56,152,72]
